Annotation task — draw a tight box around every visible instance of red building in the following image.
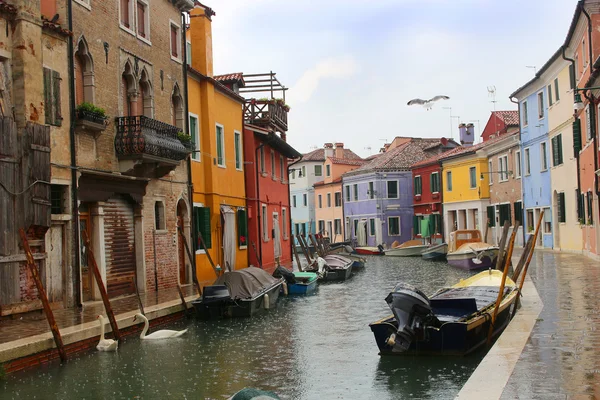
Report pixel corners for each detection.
[480,111,519,142]
[243,125,301,273]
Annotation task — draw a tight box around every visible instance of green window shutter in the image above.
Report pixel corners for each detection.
[576,189,584,221]
[237,209,247,247]
[548,85,553,106]
[557,134,563,165]
[588,192,593,224]
[487,206,495,227]
[569,64,575,90]
[43,68,53,125]
[554,78,560,101]
[413,215,420,235]
[514,201,522,225]
[429,174,434,193]
[573,119,582,154]
[558,192,566,223]
[551,136,558,166]
[52,70,62,126]
[195,207,212,250]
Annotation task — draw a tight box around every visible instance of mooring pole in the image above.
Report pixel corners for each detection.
[178,225,202,296]
[81,230,121,341]
[291,235,303,272]
[19,229,67,362]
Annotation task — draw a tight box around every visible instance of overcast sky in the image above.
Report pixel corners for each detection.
[210,0,577,158]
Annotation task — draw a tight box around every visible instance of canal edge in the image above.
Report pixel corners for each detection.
[455,265,543,400]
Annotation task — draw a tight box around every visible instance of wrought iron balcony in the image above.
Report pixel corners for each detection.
[115,116,188,162]
[244,99,288,132]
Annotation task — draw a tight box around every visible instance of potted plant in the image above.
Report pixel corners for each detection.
[76,102,108,125]
[177,131,194,150]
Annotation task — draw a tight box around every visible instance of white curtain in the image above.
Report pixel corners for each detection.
[375,218,382,246]
[221,206,236,272]
[357,219,367,247]
[273,214,282,259]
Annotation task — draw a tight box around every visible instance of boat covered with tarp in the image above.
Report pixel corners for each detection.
[369,269,518,356]
[192,266,284,319]
[446,230,498,270]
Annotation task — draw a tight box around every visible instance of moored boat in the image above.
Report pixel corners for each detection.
[288,272,318,294]
[191,267,284,319]
[354,245,384,255]
[421,242,448,261]
[384,239,428,257]
[369,269,518,356]
[305,255,353,281]
[446,230,498,270]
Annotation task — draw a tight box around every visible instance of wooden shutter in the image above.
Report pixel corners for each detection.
[487,206,495,227]
[558,192,566,223]
[74,55,84,106]
[573,119,582,154]
[548,85,553,105]
[137,2,145,37]
[237,209,247,247]
[413,215,420,235]
[104,197,136,297]
[194,207,211,249]
[576,189,584,221]
[587,192,593,224]
[569,64,575,89]
[551,136,558,166]
[52,70,62,126]
[43,68,53,125]
[121,0,130,27]
[557,134,563,165]
[554,78,560,101]
[514,201,522,225]
[499,204,511,225]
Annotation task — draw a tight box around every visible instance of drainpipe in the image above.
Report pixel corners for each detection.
[67,0,81,307]
[582,7,599,197]
[510,95,525,246]
[255,143,265,266]
[288,155,303,265]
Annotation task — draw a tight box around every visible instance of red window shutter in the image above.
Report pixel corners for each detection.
[137,83,146,116]
[120,0,130,27]
[41,0,57,19]
[171,26,178,58]
[122,76,130,116]
[137,2,145,37]
[74,55,84,105]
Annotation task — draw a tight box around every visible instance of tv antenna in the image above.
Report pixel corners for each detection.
[309,145,318,150]
[487,85,497,111]
[364,146,372,155]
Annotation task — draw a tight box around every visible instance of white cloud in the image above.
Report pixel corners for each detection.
[289,57,359,103]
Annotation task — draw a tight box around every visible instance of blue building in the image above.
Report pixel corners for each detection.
[511,52,557,248]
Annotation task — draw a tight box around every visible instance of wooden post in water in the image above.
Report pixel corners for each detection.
[483,218,489,243]
[495,221,511,271]
[177,284,189,314]
[19,229,67,362]
[487,226,517,344]
[198,231,220,277]
[511,235,533,283]
[133,277,146,316]
[291,235,303,272]
[81,230,121,341]
[178,225,202,296]
[298,235,313,265]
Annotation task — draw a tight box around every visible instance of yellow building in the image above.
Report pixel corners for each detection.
[187,5,247,287]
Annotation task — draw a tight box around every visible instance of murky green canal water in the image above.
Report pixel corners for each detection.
[1,256,486,399]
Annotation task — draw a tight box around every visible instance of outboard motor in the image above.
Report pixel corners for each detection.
[273,266,297,285]
[384,282,435,352]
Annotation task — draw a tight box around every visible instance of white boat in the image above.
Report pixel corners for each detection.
[446,230,498,270]
[384,239,429,257]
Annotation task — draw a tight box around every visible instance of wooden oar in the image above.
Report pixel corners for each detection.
[487,223,518,344]
[291,235,304,272]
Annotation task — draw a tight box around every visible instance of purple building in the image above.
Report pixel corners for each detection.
[342,137,458,247]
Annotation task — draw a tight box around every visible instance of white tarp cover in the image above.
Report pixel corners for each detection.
[221,205,236,272]
[375,218,382,246]
[273,214,282,259]
[357,219,367,247]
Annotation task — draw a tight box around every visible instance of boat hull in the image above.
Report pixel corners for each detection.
[447,251,497,270]
[324,264,353,281]
[288,272,318,294]
[385,246,428,257]
[355,247,384,255]
[421,243,448,261]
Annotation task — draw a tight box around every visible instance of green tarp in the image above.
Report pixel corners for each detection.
[420,216,431,238]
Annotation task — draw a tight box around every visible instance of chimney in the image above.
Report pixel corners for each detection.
[189,5,214,76]
[324,143,334,158]
[334,142,344,158]
[459,123,474,147]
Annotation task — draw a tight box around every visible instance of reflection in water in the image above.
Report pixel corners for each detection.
[2,256,485,399]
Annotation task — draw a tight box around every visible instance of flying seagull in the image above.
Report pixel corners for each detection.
[407,95,450,111]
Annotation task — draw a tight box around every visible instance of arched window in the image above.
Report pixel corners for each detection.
[121,61,136,116]
[171,83,184,129]
[139,68,153,118]
[74,37,95,105]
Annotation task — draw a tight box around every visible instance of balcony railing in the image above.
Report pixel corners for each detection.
[244,100,288,132]
[114,116,188,162]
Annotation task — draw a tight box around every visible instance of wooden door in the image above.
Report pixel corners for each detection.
[79,213,93,302]
[104,196,136,297]
[178,216,186,284]
[45,224,64,303]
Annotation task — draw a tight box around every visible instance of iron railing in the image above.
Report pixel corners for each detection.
[114,116,188,161]
[244,100,288,132]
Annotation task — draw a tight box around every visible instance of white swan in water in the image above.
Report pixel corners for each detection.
[96,315,118,352]
[133,313,188,340]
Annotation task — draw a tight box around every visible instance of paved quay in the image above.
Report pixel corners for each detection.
[460,249,600,399]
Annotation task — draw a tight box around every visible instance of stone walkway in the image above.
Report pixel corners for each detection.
[0,285,197,345]
[499,250,600,399]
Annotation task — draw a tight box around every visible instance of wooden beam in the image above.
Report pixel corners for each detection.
[0,253,46,264]
[19,229,67,362]
[178,226,202,296]
[291,235,303,272]
[495,221,511,271]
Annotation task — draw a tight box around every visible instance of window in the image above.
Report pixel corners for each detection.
[292,195,297,208]
[587,191,593,225]
[280,156,284,180]
[548,84,553,106]
[234,131,242,170]
[262,204,269,242]
[557,192,566,223]
[541,142,548,171]
[577,190,584,223]
[170,21,181,61]
[270,151,276,178]
[388,217,400,236]
[327,221,333,237]
[345,185,351,202]
[282,208,288,240]
[260,147,265,174]
[326,164,331,177]
[499,155,509,181]
[74,37,94,106]
[368,182,374,199]
[216,124,225,167]
[301,166,306,177]
[413,215,423,235]
[189,113,200,161]
[154,201,165,230]
[488,161,493,184]
[554,78,560,102]
[515,150,521,178]
[522,101,528,126]
[446,171,452,191]
[50,185,67,214]
[318,194,322,208]
[335,192,342,207]
[334,219,342,235]
[327,193,332,207]
[136,0,150,41]
[487,206,496,227]
[498,203,511,226]
[526,209,534,233]
[586,105,592,140]
[537,92,544,119]
[544,208,552,234]
[120,0,132,29]
[414,176,422,196]
[582,39,587,66]
[43,68,62,126]
[569,64,575,89]
[551,134,563,167]
[291,170,296,180]
[514,201,523,225]
[194,206,211,250]
[314,165,322,176]
[238,208,248,247]
[430,173,440,193]
[353,184,358,201]
[369,218,375,236]
[469,167,477,189]
[186,41,192,65]
[387,181,398,198]
[575,54,580,77]
[318,220,325,234]
[303,193,307,206]
[353,219,359,237]
[524,148,531,175]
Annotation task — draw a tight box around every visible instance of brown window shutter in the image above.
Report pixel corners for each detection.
[74,55,84,105]
[137,2,145,37]
[120,0,130,27]
[52,70,62,126]
[43,67,53,125]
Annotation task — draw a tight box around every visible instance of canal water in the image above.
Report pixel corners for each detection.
[1,256,487,399]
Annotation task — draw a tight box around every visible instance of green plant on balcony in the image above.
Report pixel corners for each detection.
[177,131,194,150]
[76,102,108,125]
